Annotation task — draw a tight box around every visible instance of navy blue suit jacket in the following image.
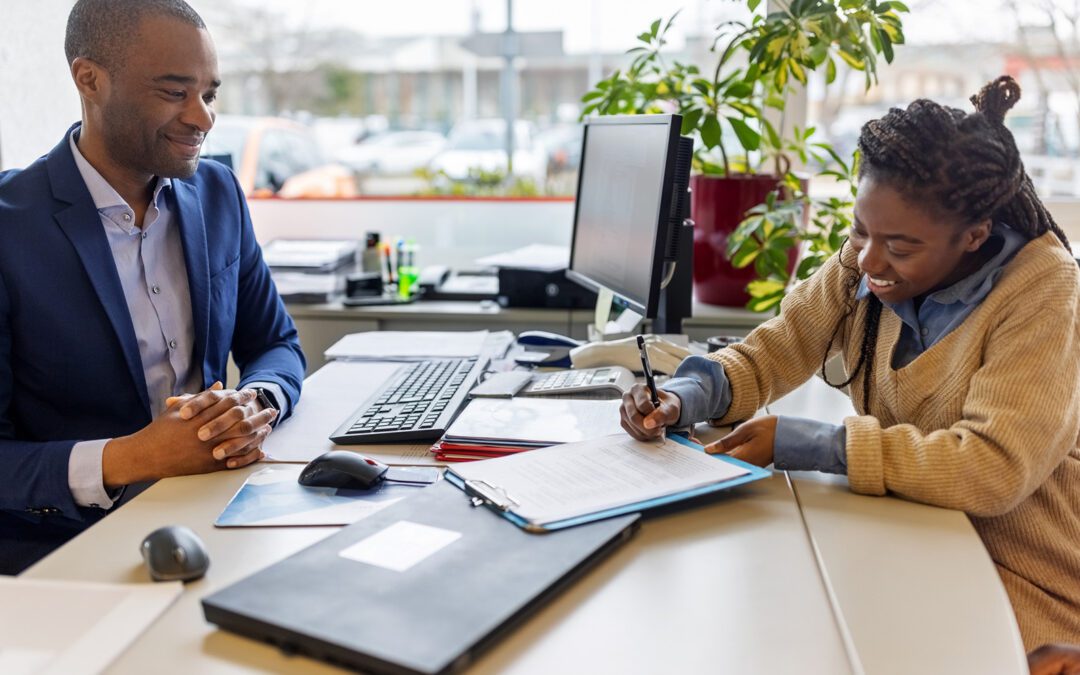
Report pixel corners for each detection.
[0,126,306,572]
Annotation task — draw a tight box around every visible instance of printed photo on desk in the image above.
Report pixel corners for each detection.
[215,465,433,527]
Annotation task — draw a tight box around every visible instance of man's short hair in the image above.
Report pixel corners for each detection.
[65,0,206,70]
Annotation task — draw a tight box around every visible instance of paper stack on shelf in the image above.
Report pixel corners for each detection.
[432,397,623,461]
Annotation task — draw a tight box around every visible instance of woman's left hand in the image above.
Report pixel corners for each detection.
[705,415,778,467]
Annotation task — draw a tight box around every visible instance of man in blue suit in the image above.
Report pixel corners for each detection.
[0,0,306,573]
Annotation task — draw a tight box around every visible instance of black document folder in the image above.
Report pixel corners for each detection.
[202,481,639,675]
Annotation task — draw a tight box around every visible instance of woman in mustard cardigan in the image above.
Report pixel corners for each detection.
[620,76,1080,651]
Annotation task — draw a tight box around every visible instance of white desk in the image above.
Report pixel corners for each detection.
[769,381,1028,675]
[21,365,1026,674]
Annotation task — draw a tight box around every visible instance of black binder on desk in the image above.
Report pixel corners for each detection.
[202,481,639,675]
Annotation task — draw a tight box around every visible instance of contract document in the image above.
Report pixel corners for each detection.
[447,434,769,531]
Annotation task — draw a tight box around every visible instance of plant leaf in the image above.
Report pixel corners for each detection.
[730,241,760,268]
[728,117,761,151]
[747,278,786,296]
[681,109,703,135]
[747,289,785,313]
[701,113,722,149]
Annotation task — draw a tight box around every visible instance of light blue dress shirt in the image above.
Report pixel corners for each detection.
[66,131,286,509]
[663,223,1026,474]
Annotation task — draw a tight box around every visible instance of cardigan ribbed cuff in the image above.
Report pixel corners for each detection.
[844,415,887,496]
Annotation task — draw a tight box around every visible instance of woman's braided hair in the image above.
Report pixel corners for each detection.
[821,75,1070,411]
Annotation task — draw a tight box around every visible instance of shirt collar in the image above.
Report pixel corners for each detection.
[854,222,1026,308]
[68,129,172,214]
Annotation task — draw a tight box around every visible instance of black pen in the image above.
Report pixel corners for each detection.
[636,334,661,408]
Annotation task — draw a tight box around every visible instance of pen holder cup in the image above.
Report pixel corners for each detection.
[398,266,419,299]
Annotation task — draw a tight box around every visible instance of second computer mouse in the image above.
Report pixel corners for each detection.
[298,450,389,490]
[140,525,210,582]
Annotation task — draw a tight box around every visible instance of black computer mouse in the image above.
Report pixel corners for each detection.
[140,525,210,582]
[298,450,389,490]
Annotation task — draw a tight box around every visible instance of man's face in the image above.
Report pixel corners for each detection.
[850,175,990,304]
[98,14,219,179]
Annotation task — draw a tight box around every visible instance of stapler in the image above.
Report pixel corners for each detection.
[515,331,583,368]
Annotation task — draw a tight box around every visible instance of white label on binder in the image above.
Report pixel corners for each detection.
[339,521,462,572]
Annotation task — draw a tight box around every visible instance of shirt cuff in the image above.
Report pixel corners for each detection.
[69,440,121,509]
[246,380,289,422]
[773,416,848,474]
[660,355,732,427]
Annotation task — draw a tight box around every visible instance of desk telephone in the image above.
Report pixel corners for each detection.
[512,332,690,399]
[516,331,690,375]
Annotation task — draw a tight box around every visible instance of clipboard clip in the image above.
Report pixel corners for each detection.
[463,479,520,511]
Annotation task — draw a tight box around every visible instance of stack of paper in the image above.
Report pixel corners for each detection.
[325,330,491,361]
[432,397,624,461]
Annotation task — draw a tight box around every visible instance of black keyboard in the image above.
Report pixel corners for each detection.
[330,357,487,444]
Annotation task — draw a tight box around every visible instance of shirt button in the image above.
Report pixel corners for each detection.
[123,213,131,222]
[141,231,148,239]
[169,339,177,349]
[151,285,161,294]
[920,328,928,336]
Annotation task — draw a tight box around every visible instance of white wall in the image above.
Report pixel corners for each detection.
[0,1,80,170]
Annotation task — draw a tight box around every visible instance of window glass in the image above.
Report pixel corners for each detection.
[805,0,1080,199]
[189,0,698,199]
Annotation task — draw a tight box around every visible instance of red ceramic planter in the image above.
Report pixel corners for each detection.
[690,174,795,307]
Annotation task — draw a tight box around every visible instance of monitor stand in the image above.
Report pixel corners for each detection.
[652,218,694,335]
[587,288,643,342]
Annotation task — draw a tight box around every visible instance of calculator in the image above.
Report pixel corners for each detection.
[519,366,635,399]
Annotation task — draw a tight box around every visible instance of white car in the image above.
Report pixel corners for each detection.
[336,131,446,176]
[428,119,546,185]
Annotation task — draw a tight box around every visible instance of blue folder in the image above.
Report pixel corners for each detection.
[445,434,770,532]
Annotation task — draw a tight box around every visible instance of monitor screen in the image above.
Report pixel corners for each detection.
[568,115,681,315]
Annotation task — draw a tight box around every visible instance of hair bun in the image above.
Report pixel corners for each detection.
[970,75,1021,125]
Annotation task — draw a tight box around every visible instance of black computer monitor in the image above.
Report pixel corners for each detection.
[566,114,694,334]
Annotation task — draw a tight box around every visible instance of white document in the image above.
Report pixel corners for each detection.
[324,330,489,361]
[444,397,624,445]
[262,361,443,465]
[475,244,569,272]
[0,577,181,675]
[449,435,750,526]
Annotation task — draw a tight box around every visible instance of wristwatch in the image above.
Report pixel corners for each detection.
[253,387,279,413]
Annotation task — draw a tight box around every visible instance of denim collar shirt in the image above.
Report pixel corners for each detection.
[663,222,1027,475]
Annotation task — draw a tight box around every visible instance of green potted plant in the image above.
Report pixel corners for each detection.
[581,0,907,311]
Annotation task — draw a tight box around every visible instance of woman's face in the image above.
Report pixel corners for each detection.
[850,176,991,303]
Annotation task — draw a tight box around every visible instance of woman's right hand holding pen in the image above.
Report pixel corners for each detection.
[620,384,682,441]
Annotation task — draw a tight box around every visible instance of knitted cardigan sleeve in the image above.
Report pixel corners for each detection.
[705,245,859,425]
[845,252,1080,517]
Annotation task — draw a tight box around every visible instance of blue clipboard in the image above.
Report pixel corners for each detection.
[444,434,770,532]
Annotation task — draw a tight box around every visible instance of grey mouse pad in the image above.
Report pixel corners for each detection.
[202,481,639,675]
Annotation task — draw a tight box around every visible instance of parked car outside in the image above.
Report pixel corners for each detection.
[536,123,583,195]
[200,115,358,198]
[310,116,367,158]
[536,124,583,176]
[336,130,446,176]
[427,119,546,185]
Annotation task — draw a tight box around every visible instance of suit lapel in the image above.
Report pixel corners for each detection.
[46,126,152,417]
[171,180,210,386]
